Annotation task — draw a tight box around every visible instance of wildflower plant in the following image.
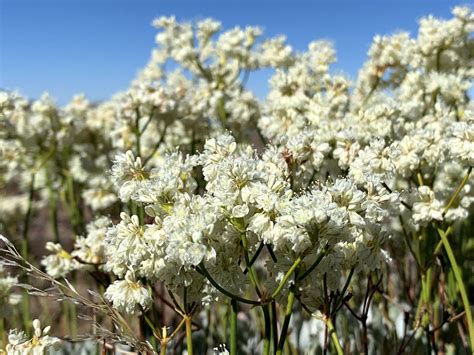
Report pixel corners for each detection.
[0,6,473,354]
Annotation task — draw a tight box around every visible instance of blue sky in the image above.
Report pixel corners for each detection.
[0,0,467,105]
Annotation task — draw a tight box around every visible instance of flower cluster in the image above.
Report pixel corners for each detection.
[4,319,61,354]
[100,132,392,314]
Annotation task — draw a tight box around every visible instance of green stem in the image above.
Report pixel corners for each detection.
[137,203,145,225]
[169,317,186,339]
[399,216,421,270]
[243,241,264,274]
[0,317,5,349]
[128,107,149,248]
[70,298,77,338]
[297,246,328,282]
[223,303,228,352]
[422,268,431,328]
[47,173,60,243]
[143,124,169,166]
[272,256,302,299]
[185,316,194,355]
[434,225,452,255]
[63,301,70,336]
[142,313,160,345]
[194,58,212,82]
[238,230,273,355]
[160,317,185,354]
[204,306,211,352]
[67,271,78,339]
[65,174,84,235]
[270,301,278,353]
[262,304,271,355]
[148,290,160,352]
[50,195,60,243]
[197,264,259,305]
[437,227,474,350]
[414,268,431,328]
[160,340,168,355]
[362,76,380,106]
[266,244,277,263]
[340,268,354,300]
[325,317,343,355]
[217,97,228,127]
[230,299,238,355]
[334,268,355,312]
[135,107,141,157]
[140,106,155,135]
[443,166,472,217]
[240,232,262,298]
[276,286,296,355]
[416,171,424,187]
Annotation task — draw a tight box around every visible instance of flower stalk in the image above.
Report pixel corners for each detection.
[185,315,194,355]
[276,285,296,355]
[437,227,474,351]
[230,299,238,355]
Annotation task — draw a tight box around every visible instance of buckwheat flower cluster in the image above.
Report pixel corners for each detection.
[104,211,169,282]
[103,148,213,305]
[445,119,474,165]
[104,271,152,315]
[110,151,149,202]
[71,216,111,266]
[258,40,348,141]
[5,319,61,355]
[145,15,293,144]
[41,242,79,279]
[161,194,222,267]
[103,213,151,278]
[411,186,444,225]
[354,32,419,102]
[349,139,396,186]
[81,176,117,211]
[102,131,393,317]
[353,8,473,119]
[269,178,390,305]
[135,151,198,208]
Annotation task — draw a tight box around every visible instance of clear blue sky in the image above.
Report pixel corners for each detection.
[0,0,467,105]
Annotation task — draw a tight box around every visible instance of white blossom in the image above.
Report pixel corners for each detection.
[104,271,152,315]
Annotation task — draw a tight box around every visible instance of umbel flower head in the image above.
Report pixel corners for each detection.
[41,242,79,279]
[104,271,152,315]
[5,319,61,355]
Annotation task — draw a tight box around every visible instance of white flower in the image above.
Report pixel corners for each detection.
[72,216,110,265]
[110,150,148,202]
[231,204,249,218]
[41,242,79,279]
[163,195,220,267]
[446,121,474,165]
[82,177,117,211]
[133,151,198,208]
[104,271,152,315]
[6,319,61,354]
[104,212,151,277]
[412,186,444,225]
